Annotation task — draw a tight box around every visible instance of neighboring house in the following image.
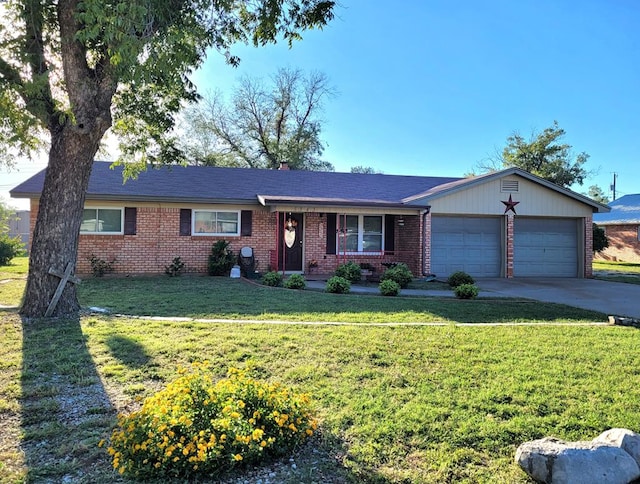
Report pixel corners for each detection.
[7,210,30,251]
[593,194,640,262]
[10,162,609,278]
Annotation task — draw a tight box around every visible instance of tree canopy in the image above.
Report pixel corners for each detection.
[586,185,610,204]
[0,0,335,317]
[180,68,335,171]
[476,122,590,188]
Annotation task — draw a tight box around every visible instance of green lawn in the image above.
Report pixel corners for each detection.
[593,260,640,285]
[2,314,639,483]
[0,259,633,482]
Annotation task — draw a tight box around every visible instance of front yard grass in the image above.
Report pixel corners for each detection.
[1,314,639,483]
[0,262,620,482]
[75,275,605,323]
[593,260,640,285]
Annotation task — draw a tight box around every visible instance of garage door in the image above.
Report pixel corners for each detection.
[514,218,578,277]
[431,216,502,277]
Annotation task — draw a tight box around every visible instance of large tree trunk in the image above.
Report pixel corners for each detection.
[19,0,117,319]
[20,127,105,318]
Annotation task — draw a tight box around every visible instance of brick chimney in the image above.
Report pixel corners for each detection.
[278,161,290,170]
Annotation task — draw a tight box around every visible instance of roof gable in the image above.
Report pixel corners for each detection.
[404,167,610,213]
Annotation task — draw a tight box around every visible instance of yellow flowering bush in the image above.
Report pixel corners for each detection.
[105,363,318,479]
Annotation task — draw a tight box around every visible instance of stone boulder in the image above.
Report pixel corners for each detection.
[515,436,640,484]
[594,428,640,467]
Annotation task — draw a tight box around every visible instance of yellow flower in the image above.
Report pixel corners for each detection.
[306,429,313,436]
[233,454,243,461]
[98,439,105,448]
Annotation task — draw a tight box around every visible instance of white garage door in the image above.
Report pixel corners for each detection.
[514,218,578,277]
[431,216,502,278]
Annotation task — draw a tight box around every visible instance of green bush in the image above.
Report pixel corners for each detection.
[448,271,475,288]
[454,283,479,299]
[334,261,362,284]
[326,276,350,294]
[380,263,413,288]
[283,274,306,290]
[89,254,115,277]
[0,234,24,266]
[208,240,236,276]
[379,279,400,296]
[165,257,186,277]
[261,271,283,287]
[105,363,318,479]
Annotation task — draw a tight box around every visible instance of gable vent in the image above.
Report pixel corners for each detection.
[501,179,519,192]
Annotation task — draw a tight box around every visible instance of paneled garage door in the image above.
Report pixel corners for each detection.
[431,216,502,277]
[514,218,578,277]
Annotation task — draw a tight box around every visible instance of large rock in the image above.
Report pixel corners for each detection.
[594,428,640,467]
[515,437,640,484]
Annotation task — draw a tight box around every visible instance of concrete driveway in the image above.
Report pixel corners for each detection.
[477,278,640,319]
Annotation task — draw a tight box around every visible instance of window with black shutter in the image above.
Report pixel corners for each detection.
[326,213,337,254]
[124,207,137,235]
[179,209,191,236]
[384,215,395,252]
[241,210,252,236]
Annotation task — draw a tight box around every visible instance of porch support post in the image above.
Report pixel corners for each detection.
[506,213,514,278]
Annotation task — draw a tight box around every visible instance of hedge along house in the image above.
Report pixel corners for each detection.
[593,194,640,263]
[10,161,608,278]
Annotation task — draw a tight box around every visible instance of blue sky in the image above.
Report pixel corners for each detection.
[2,0,639,209]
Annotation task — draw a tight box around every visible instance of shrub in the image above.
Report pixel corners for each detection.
[283,274,306,290]
[454,283,479,299]
[89,254,115,277]
[379,279,400,296]
[325,276,350,294]
[165,257,186,277]
[105,363,318,479]
[334,261,362,284]
[0,234,24,266]
[380,263,413,288]
[208,240,236,276]
[448,271,474,288]
[261,271,283,287]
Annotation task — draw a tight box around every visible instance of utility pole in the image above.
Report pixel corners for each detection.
[610,172,617,201]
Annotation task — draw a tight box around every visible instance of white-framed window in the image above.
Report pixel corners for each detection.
[193,210,240,236]
[337,214,384,253]
[81,207,123,234]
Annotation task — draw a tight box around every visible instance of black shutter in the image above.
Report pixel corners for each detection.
[241,210,252,236]
[326,213,337,254]
[385,215,395,252]
[179,209,191,236]
[124,207,137,235]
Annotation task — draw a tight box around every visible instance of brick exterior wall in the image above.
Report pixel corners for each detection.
[506,214,514,278]
[584,216,593,277]
[30,201,277,275]
[28,204,424,276]
[423,212,431,275]
[303,213,422,276]
[595,224,640,263]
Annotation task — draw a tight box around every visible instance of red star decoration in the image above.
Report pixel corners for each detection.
[501,194,520,214]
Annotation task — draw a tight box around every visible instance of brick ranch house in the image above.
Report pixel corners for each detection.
[11,162,609,278]
[594,194,640,263]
